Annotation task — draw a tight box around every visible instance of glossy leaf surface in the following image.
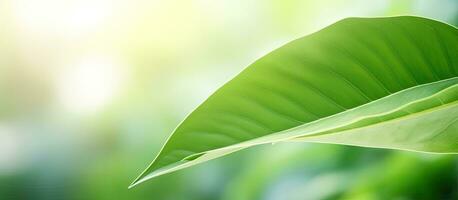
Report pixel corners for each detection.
[131,16,458,187]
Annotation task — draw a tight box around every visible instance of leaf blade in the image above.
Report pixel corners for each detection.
[131,16,458,187]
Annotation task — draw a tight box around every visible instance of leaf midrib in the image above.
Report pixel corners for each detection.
[178,78,457,158]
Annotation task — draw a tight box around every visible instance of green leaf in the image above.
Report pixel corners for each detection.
[130,16,458,188]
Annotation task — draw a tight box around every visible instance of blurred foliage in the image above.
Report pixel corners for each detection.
[0,0,457,200]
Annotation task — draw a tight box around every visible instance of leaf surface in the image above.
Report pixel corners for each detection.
[131,16,458,187]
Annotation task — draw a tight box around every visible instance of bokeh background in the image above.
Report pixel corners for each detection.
[0,0,457,199]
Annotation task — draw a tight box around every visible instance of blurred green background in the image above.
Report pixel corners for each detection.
[0,0,457,199]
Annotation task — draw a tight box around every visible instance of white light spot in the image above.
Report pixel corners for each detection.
[0,124,24,174]
[55,56,125,114]
[11,0,116,38]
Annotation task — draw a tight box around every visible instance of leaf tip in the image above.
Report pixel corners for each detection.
[128,175,147,189]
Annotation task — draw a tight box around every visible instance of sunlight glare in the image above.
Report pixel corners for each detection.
[55,56,125,114]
